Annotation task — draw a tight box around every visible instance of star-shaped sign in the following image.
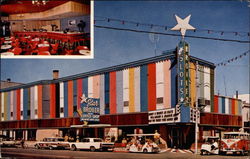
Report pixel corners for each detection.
[80,93,87,103]
[171,14,195,38]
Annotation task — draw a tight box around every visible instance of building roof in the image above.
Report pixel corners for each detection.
[0,52,215,92]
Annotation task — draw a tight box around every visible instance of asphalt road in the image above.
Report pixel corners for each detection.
[1,148,249,159]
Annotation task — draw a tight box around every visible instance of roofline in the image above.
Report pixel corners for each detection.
[0,52,215,92]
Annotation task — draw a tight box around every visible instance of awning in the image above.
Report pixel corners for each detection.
[70,124,111,128]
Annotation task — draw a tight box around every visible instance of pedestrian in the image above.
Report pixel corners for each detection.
[20,138,25,148]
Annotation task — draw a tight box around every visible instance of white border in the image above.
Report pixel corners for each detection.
[1,1,94,59]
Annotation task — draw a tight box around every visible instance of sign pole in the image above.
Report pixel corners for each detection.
[195,61,199,154]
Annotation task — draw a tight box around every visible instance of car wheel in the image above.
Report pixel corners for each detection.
[90,146,96,152]
[71,144,77,151]
[49,146,53,150]
[143,149,148,153]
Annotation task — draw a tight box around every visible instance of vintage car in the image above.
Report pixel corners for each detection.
[69,138,114,151]
[0,135,19,147]
[200,136,219,155]
[34,137,70,150]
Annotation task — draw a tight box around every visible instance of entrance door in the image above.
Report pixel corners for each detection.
[170,127,183,148]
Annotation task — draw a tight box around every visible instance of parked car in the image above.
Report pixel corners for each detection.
[69,138,114,152]
[34,137,70,150]
[200,136,219,155]
[0,135,19,147]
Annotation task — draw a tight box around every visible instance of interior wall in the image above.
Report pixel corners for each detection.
[60,15,90,33]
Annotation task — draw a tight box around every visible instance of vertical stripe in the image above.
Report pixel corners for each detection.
[28,88,31,119]
[171,59,177,108]
[60,82,64,118]
[34,86,38,119]
[77,79,82,109]
[189,62,196,108]
[221,97,225,114]
[73,80,78,108]
[210,69,215,112]
[88,77,93,97]
[235,99,238,115]
[93,75,100,98]
[8,92,11,120]
[0,92,1,121]
[104,73,110,114]
[16,89,21,120]
[68,80,73,117]
[199,65,204,98]
[204,67,210,112]
[20,89,23,120]
[42,85,50,118]
[148,63,156,111]
[83,78,88,96]
[228,98,232,114]
[50,84,56,118]
[156,62,164,110]
[4,92,7,121]
[13,91,17,120]
[23,88,28,120]
[123,69,129,113]
[214,95,218,113]
[110,72,117,114]
[129,68,135,112]
[116,71,123,113]
[219,97,222,113]
[64,82,68,117]
[225,98,229,114]
[1,93,4,121]
[238,100,242,115]
[30,87,34,119]
[163,60,171,108]
[140,65,148,112]
[134,67,141,112]
[232,99,235,115]
[37,85,43,119]
[99,74,105,115]
[10,91,14,120]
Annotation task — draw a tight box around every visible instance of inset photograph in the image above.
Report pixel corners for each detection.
[0,0,91,58]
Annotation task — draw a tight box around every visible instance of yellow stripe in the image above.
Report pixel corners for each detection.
[190,62,196,108]
[129,68,135,112]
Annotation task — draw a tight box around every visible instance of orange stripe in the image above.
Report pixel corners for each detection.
[68,80,73,117]
[190,62,196,108]
[50,84,56,118]
[37,85,43,118]
[148,63,156,111]
[110,72,116,114]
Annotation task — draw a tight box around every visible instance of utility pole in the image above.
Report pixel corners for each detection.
[195,61,199,155]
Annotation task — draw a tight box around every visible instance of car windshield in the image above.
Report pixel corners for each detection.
[57,138,65,141]
[94,139,102,142]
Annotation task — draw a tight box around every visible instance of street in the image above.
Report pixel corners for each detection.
[1,148,249,159]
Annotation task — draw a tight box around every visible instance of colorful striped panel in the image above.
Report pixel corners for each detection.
[104,73,110,114]
[238,100,242,115]
[13,90,17,120]
[228,98,232,114]
[204,67,211,112]
[73,80,78,109]
[77,79,82,109]
[148,63,156,111]
[30,87,34,119]
[28,88,31,119]
[10,91,13,120]
[93,75,100,98]
[59,82,64,118]
[214,95,218,113]
[23,88,28,120]
[4,92,7,121]
[129,68,135,112]
[63,82,68,117]
[189,62,196,108]
[156,62,164,110]
[235,99,238,115]
[82,78,88,96]
[16,90,21,120]
[140,65,148,112]
[232,99,235,115]
[88,77,93,98]
[110,72,117,114]
[37,85,43,119]
[68,80,73,117]
[123,69,129,113]
[225,98,229,114]
[50,84,56,118]
[20,89,23,120]
[170,59,177,108]
[116,71,123,113]
[99,74,105,115]
[34,86,38,119]
[221,97,225,114]
[134,67,141,112]
[218,97,222,114]
[163,60,171,109]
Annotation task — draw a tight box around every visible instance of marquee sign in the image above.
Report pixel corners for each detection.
[77,94,100,122]
[148,108,180,124]
[177,41,190,105]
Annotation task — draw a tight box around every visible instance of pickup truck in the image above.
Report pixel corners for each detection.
[69,138,114,152]
[34,137,70,150]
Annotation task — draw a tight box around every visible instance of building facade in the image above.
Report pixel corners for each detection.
[0,41,243,148]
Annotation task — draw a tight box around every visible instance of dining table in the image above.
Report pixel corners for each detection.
[38,44,50,47]
[4,41,12,44]
[0,52,14,56]
[1,45,12,50]
[79,49,90,55]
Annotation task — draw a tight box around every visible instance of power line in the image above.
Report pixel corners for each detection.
[95,25,250,43]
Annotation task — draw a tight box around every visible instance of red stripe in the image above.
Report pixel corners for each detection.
[16,89,21,120]
[77,79,82,109]
[232,99,235,115]
[214,95,218,113]
[110,72,116,114]
[38,85,43,118]
[50,84,56,118]
[148,63,156,111]
[68,81,73,117]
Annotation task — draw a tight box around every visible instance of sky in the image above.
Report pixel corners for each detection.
[1,1,249,97]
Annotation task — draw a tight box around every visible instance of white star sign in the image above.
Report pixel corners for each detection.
[171,14,195,39]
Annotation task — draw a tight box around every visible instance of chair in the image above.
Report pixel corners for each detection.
[10,47,22,55]
[38,51,50,55]
[65,49,74,55]
[38,46,50,52]
[50,43,59,55]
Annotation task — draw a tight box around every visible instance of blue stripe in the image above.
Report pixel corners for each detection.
[64,82,68,117]
[104,73,110,114]
[73,80,77,107]
[140,65,148,112]
[180,105,190,122]
[23,88,28,120]
[171,59,177,108]
[7,92,10,120]
[83,78,88,96]
[221,97,225,114]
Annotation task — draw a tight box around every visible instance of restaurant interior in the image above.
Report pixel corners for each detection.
[0,0,90,56]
